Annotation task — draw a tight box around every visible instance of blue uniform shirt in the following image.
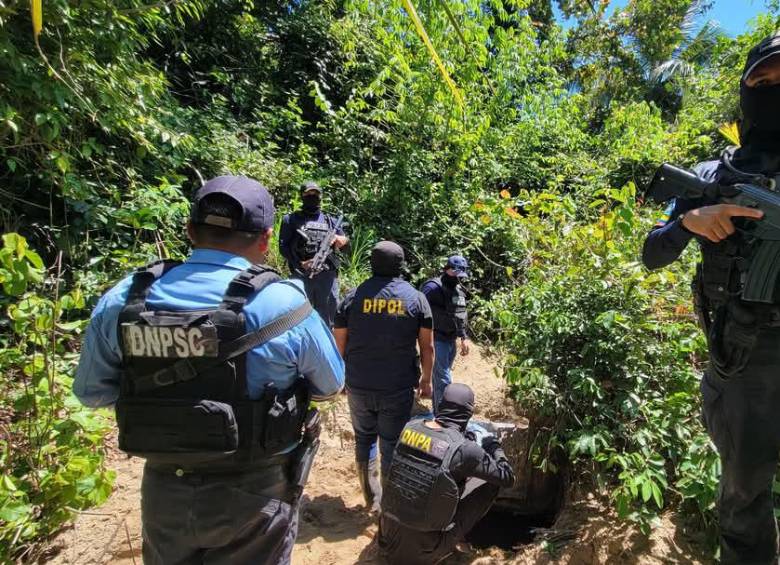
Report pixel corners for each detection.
[74,248,345,407]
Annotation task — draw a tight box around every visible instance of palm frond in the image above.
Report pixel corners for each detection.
[649,59,694,85]
[683,20,725,64]
[679,0,709,41]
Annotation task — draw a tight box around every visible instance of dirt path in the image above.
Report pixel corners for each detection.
[44,347,711,564]
[44,346,511,565]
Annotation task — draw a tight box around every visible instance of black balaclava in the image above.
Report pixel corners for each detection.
[300,181,322,215]
[441,270,458,288]
[739,33,780,153]
[739,82,780,151]
[435,383,475,432]
[370,241,404,277]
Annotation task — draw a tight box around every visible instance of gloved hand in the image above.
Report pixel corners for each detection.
[465,422,490,445]
[481,435,501,456]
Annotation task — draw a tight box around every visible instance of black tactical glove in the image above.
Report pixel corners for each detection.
[481,435,501,456]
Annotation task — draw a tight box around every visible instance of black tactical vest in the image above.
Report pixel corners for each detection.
[382,419,465,532]
[296,216,332,259]
[115,260,313,472]
[695,161,780,306]
[425,277,467,339]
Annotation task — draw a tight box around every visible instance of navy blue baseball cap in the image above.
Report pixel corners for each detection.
[300,180,322,194]
[191,175,275,232]
[447,255,469,279]
[743,32,780,82]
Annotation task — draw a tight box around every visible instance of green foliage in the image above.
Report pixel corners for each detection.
[1,0,779,556]
[0,234,114,561]
[482,186,716,534]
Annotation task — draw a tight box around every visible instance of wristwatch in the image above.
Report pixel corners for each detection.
[677,213,694,234]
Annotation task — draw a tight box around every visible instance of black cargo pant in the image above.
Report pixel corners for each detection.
[377,479,499,565]
[348,387,416,477]
[294,270,339,327]
[141,463,299,565]
[702,326,780,565]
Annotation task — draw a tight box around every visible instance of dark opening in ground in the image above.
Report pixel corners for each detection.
[465,510,556,550]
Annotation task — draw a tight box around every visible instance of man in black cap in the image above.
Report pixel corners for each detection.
[378,383,515,564]
[643,32,780,564]
[74,175,345,564]
[333,241,435,512]
[279,181,349,327]
[421,255,471,414]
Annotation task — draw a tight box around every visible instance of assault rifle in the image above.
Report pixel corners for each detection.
[306,215,344,279]
[647,163,780,303]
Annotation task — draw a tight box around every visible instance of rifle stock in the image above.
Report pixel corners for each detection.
[647,163,710,203]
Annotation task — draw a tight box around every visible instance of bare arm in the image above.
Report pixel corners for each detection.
[418,327,434,398]
[333,327,348,358]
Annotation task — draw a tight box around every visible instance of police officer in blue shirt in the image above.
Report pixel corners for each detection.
[643,34,780,565]
[333,241,435,512]
[421,256,471,414]
[279,181,348,327]
[74,175,344,565]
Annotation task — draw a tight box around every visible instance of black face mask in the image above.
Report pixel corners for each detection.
[441,273,459,288]
[301,194,321,214]
[435,383,474,432]
[740,83,780,150]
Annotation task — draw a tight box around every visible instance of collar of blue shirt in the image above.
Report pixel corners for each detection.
[188,248,253,270]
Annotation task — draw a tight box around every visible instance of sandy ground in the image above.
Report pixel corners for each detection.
[42,347,712,564]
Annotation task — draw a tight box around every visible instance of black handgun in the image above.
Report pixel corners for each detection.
[288,408,321,498]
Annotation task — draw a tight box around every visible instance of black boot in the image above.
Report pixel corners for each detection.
[356,459,382,512]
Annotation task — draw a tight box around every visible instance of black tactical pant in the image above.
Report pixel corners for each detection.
[295,270,339,327]
[702,327,780,565]
[377,479,499,564]
[348,387,416,477]
[141,463,299,565]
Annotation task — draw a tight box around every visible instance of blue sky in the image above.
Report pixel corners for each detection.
[554,0,768,36]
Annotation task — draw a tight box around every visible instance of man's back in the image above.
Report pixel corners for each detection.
[74,248,344,407]
[335,276,432,391]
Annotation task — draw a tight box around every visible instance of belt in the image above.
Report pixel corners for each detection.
[145,453,292,476]
[145,457,295,502]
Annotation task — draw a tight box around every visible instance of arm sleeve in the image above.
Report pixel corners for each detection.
[641,198,697,270]
[72,280,133,408]
[334,289,356,329]
[296,312,345,400]
[421,281,444,309]
[417,291,433,329]
[452,441,516,488]
[278,214,298,268]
